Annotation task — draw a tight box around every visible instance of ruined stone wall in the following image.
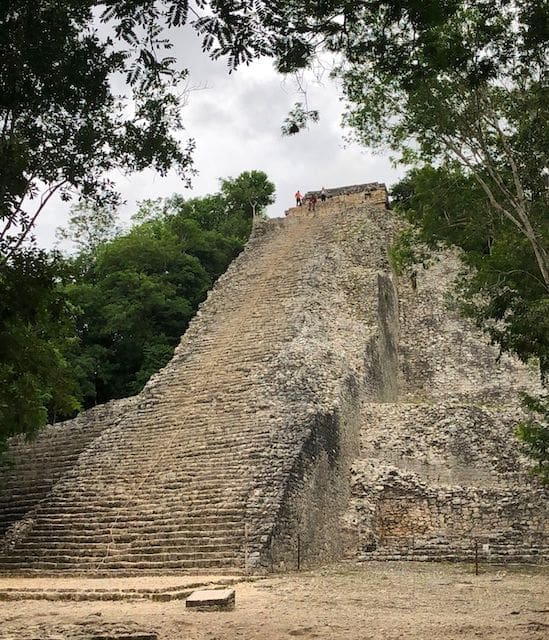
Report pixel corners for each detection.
[265,377,362,570]
[348,403,547,559]
[343,255,548,563]
[262,266,406,570]
[241,200,398,568]
[298,183,389,213]
[364,273,400,402]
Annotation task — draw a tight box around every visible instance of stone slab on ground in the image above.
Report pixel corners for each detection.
[0,574,243,602]
[0,621,158,640]
[0,574,240,590]
[0,587,195,602]
[186,588,235,611]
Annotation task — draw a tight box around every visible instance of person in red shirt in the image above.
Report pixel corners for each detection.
[295,190,302,206]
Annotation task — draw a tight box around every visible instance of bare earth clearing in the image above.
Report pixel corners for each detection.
[0,562,547,639]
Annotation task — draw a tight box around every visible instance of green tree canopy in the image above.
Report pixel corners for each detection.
[391,164,548,380]
[0,1,195,260]
[55,202,122,255]
[3,2,546,274]
[220,170,276,221]
[61,170,275,408]
[0,250,79,454]
[65,227,211,403]
[183,1,549,289]
[0,170,274,452]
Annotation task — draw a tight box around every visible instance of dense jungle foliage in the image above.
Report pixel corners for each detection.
[0,171,274,451]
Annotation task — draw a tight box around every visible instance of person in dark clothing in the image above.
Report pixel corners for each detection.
[410,270,417,291]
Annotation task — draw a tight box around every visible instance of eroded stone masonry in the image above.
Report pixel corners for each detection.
[0,184,546,573]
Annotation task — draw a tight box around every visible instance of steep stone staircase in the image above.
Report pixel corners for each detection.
[1,187,546,573]
[0,399,136,539]
[0,194,395,573]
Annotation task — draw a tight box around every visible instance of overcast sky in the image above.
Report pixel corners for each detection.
[35,28,405,249]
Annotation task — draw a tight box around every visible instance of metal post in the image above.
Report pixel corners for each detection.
[297,533,301,571]
[244,523,249,574]
[474,540,479,576]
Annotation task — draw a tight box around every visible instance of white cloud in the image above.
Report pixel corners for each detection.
[34,35,405,249]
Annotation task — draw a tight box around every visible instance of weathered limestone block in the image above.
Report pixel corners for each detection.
[186,588,235,611]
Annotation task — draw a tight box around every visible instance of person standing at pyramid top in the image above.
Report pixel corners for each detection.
[320,187,327,202]
[295,190,302,206]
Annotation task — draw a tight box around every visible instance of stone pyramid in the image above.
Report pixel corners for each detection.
[0,185,546,573]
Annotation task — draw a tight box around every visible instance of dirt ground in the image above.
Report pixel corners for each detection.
[0,562,547,639]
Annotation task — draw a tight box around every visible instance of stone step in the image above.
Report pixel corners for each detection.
[53,479,252,492]
[15,538,242,553]
[74,510,240,524]
[2,545,241,563]
[20,522,245,541]
[35,495,249,512]
[16,522,245,541]
[51,475,253,494]
[60,456,262,474]
[17,537,242,551]
[0,556,242,571]
[28,521,245,536]
[0,506,36,521]
[28,507,247,523]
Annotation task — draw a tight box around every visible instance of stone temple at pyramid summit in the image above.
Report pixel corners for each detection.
[0,183,547,574]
